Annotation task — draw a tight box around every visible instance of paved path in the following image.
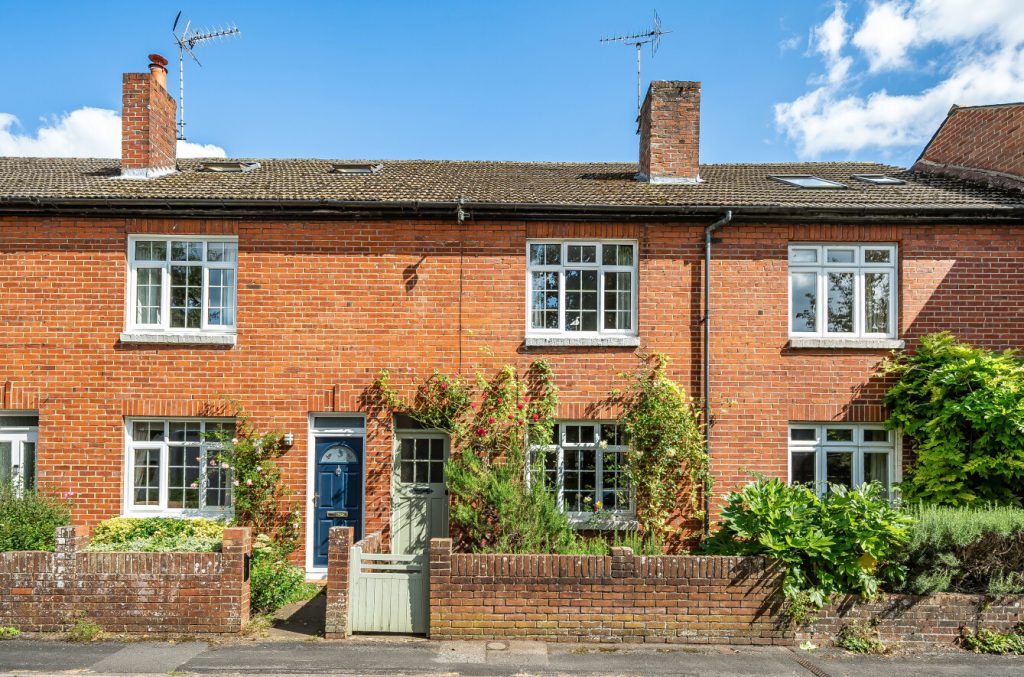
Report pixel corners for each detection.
[1,638,1023,676]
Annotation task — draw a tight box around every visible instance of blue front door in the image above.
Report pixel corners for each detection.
[313,436,364,568]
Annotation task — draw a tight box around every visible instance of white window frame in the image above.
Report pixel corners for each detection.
[0,416,38,494]
[126,235,238,335]
[525,240,639,337]
[788,244,897,339]
[531,421,635,523]
[123,418,234,518]
[787,423,901,498]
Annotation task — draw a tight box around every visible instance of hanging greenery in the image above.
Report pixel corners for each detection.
[883,332,1024,506]
[617,353,709,541]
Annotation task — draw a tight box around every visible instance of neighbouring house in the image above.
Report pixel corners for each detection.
[2,55,1023,577]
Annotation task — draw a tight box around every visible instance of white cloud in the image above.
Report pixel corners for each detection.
[0,107,226,158]
[776,0,1024,159]
[852,1,917,72]
[812,2,854,85]
[779,35,802,53]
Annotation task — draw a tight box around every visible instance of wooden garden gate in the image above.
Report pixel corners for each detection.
[348,546,428,634]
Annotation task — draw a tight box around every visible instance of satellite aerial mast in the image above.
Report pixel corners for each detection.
[600,10,671,119]
[172,11,241,141]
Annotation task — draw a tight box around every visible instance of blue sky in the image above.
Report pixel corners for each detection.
[2,1,1023,166]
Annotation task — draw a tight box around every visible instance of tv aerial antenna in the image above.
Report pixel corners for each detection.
[600,10,671,119]
[172,11,241,141]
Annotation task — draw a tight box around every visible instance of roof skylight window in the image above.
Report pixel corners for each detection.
[198,161,261,173]
[770,175,847,189]
[852,174,906,185]
[330,163,384,175]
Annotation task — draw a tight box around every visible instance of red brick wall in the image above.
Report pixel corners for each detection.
[0,526,250,636]
[121,71,176,174]
[914,104,1024,190]
[798,593,1024,646]
[428,538,789,644]
[3,216,1024,558]
[639,81,701,182]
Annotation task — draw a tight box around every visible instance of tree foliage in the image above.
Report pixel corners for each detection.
[883,332,1024,506]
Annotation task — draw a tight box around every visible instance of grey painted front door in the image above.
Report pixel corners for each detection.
[392,433,449,554]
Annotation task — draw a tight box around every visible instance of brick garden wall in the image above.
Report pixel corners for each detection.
[428,538,790,644]
[0,526,251,636]
[798,593,1024,647]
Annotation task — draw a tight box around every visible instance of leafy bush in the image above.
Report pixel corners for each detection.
[701,479,913,614]
[901,504,1024,595]
[249,535,319,615]
[835,621,889,654]
[618,353,708,540]
[67,618,102,642]
[0,483,72,552]
[883,333,1024,506]
[375,362,585,554]
[204,409,301,545]
[0,626,19,639]
[961,626,1024,654]
[88,517,226,552]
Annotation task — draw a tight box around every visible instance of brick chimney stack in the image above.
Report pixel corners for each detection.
[638,81,702,184]
[121,54,177,178]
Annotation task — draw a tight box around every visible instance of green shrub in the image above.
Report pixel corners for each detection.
[249,535,319,615]
[701,479,913,613]
[836,622,889,654]
[67,618,102,642]
[0,626,19,639]
[0,483,72,552]
[883,333,1024,506]
[88,517,226,552]
[901,504,1024,595]
[961,626,1024,654]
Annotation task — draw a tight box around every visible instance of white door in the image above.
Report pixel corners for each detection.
[392,432,449,554]
[0,429,38,490]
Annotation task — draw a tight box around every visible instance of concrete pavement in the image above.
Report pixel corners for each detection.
[1,638,1023,676]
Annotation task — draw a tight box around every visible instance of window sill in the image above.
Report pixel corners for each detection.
[120,332,237,346]
[524,335,640,349]
[788,337,904,350]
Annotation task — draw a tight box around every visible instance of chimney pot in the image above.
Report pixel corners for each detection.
[148,53,168,90]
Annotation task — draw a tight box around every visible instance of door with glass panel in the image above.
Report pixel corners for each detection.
[0,429,38,491]
[392,432,449,555]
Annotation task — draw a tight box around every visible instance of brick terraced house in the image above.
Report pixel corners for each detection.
[2,56,1023,574]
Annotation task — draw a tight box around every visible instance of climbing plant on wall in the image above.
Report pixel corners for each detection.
[617,353,709,541]
[373,361,576,553]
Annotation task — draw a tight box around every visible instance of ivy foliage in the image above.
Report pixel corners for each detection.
[375,361,580,553]
[883,332,1024,506]
[617,353,708,540]
[701,479,913,616]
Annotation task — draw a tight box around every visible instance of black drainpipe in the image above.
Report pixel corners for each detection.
[703,210,733,535]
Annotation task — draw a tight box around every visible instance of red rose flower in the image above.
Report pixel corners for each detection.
[517,403,525,410]
[476,427,486,436]
[531,414,540,422]
[488,417,495,424]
